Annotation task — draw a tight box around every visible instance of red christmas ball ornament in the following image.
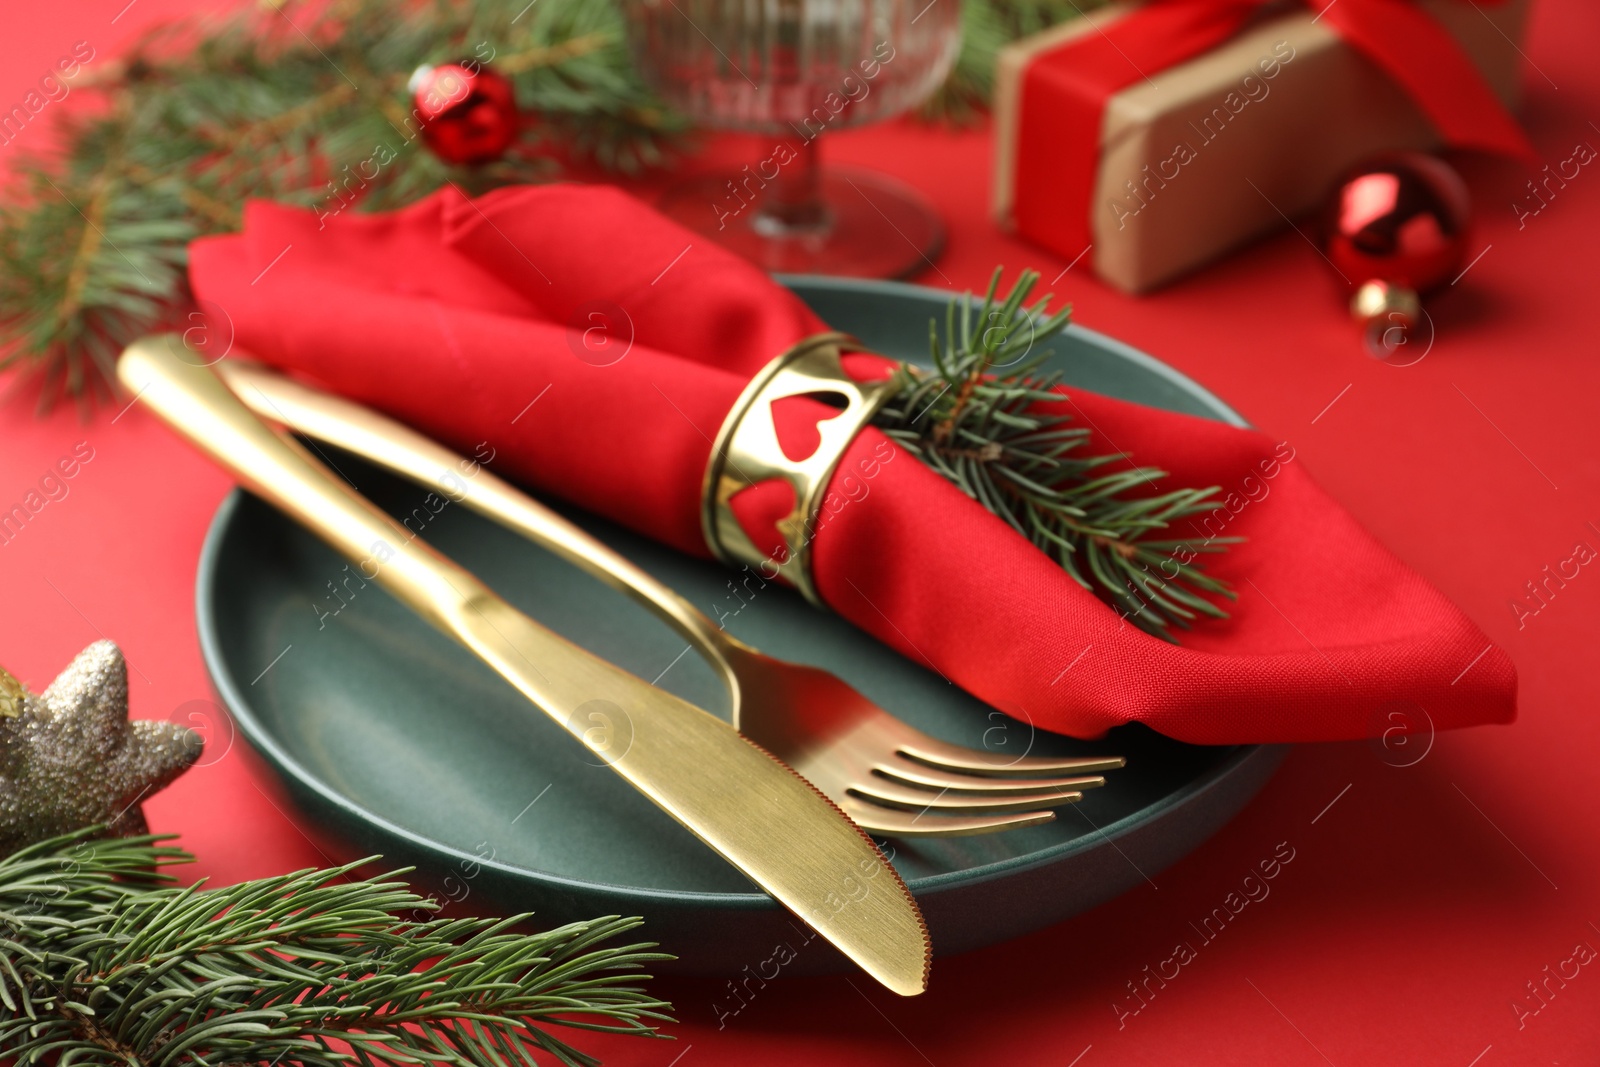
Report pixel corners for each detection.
[1319,152,1471,354]
[409,61,519,166]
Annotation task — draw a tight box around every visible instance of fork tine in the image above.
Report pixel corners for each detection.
[840,797,1057,838]
[849,778,1084,814]
[873,761,1107,795]
[897,737,1126,778]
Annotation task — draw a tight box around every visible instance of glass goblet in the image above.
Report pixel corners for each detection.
[622,0,962,278]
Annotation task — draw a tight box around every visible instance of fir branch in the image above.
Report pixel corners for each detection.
[0,0,687,409]
[0,829,672,1067]
[873,269,1239,640]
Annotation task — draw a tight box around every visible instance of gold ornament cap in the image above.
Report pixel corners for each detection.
[1351,279,1421,351]
[0,666,24,717]
[701,334,898,605]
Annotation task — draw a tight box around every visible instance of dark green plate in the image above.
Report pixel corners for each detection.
[197,276,1285,974]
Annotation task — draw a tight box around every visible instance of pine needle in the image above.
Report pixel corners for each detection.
[0,0,685,409]
[0,828,673,1067]
[873,268,1239,640]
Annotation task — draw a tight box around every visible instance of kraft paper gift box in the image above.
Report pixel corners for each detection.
[992,0,1530,293]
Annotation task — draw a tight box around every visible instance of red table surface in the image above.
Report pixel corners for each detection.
[3,2,1598,1064]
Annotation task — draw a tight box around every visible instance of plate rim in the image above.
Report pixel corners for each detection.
[196,274,1275,911]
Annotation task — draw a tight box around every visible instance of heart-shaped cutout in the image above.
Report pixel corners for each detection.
[728,477,798,565]
[769,390,849,464]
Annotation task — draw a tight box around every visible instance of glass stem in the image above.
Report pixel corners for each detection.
[751,133,831,237]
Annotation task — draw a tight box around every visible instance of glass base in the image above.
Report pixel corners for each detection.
[655,165,945,280]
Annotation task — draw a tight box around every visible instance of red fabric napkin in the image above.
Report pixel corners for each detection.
[187,183,1516,744]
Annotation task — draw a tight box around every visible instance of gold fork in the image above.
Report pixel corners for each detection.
[220,361,1125,837]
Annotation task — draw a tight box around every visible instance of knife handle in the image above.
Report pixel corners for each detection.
[215,359,737,665]
[119,335,496,642]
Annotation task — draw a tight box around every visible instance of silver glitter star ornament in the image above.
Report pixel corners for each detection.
[0,640,202,853]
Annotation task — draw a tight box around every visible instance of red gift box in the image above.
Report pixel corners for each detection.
[992,0,1532,292]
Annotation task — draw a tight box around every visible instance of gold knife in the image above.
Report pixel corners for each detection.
[119,334,930,996]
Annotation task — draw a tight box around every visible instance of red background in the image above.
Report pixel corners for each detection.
[3,2,1598,1064]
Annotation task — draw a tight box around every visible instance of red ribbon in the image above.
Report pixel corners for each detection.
[1013,0,1533,262]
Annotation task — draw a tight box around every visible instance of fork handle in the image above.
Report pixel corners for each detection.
[120,335,497,640]
[216,358,740,666]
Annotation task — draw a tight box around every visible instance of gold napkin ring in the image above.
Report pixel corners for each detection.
[701,333,899,606]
